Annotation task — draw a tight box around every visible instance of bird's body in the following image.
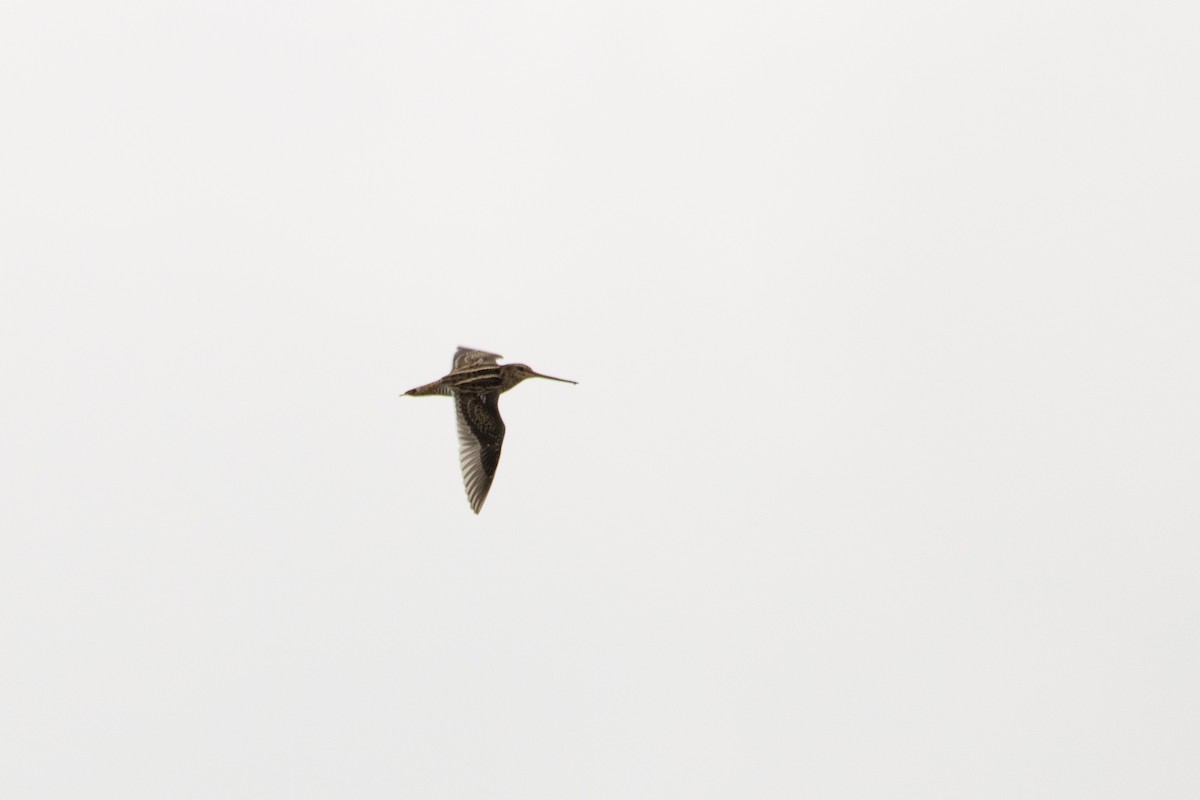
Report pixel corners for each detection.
[403,347,576,513]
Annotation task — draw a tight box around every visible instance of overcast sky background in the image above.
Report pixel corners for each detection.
[2,2,1198,797]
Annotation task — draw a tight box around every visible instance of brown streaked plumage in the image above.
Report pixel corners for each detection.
[403,347,576,514]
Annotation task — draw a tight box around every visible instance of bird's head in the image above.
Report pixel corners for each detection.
[505,363,577,388]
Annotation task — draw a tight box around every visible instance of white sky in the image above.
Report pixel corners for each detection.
[2,2,1198,797]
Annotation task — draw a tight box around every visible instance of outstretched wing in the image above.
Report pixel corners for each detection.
[455,392,506,514]
[453,347,502,371]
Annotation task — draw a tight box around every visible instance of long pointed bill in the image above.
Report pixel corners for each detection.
[532,372,577,384]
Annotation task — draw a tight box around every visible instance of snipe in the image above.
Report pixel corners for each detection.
[403,347,576,513]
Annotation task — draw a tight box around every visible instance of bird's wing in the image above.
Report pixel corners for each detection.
[453,347,503,371]
[455,392,506,514]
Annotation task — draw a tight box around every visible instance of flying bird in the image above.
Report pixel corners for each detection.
[403,347,576,513]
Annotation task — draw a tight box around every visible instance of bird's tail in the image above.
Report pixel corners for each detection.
[403,381,452,397]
